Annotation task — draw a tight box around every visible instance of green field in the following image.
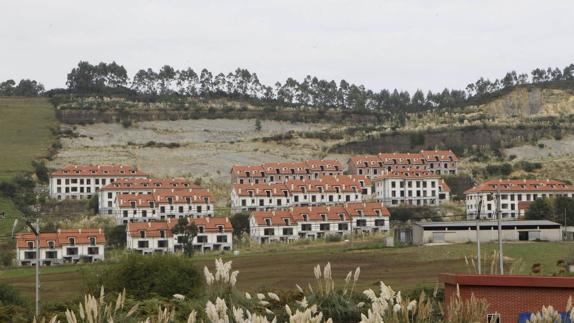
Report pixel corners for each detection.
[1,241,571,302]
[0,97,57,235]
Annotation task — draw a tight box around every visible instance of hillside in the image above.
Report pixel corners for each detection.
[0,97,57,235]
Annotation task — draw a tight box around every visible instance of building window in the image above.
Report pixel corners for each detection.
[356,219,367,227]
[27,241,34,249]
[282,228,293,235]
[68,237,76,246]
[217,235,228,243]
[89,237,96,246]
[264,228,275,236]
[375,219,385,227]
[265,218,272,226]
[88,247,99,255]
[338,223,348,231]
[197,235,208,243]
[139,230,146,238]
[158,240,168,248]
[138,241,149,248]
[320,223,330,231]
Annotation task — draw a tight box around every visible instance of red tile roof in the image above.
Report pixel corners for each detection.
[420,150,459,162]
[127,220,177,238]
[231,165,266,177]
[251,202,389,225]
[231,160,343,176]
[233,175,371,196]
[190,217,233,232]
[16,228,106,248]
[117,188,213,208]
[350,150,459,167]
[464,179,574,194]
[101,178,200,190]
[51,165,147,177]
[375,169,441,180]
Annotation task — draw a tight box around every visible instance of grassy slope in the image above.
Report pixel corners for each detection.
[1,241,571,302]
[0,97,56,235]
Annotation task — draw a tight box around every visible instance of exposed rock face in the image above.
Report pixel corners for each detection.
[479,88,574,117]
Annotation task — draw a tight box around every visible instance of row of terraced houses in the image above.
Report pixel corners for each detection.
[25,150,574,265]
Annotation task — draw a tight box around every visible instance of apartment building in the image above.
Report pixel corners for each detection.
[98,178,200,215]
[231,160,343,184]
[126,217,233,253]
[189,217,233,252]
[465,179,574,219]
[249,202,390,243]
[348,150,459,178]
[114,188,214,224]
[374,170,450,206]
[231,175,372,213]
[49,165,148,200]
[16,228,106,266]
[126,220,176,254]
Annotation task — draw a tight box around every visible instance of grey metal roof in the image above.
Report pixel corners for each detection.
[415,220,560,228]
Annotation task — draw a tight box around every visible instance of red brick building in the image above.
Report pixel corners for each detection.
[440,273,574,322]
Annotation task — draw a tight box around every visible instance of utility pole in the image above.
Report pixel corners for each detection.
[25,218,40,317]
[496,187,504,275]
[476,199,482,274]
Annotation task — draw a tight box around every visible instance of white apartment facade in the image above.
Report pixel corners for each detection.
[465,179,574,219]
[126,217,233,253]
[374,170,450,206]
[249,202,391,243]
[98,178,200,215]
[49,165,148,200]
[348,150,459,179]
[114,188,214,225]
[231,160,344,184]
[231,175,372,213]
[16,229,106,266]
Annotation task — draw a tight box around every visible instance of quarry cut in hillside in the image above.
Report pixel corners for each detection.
[477,87,574,117]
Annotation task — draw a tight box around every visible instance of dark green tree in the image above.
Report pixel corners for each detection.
[172,217,198,257]
[230,212,250,237]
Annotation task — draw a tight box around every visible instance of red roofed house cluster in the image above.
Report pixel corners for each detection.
[249,202,390,243]
[126,217,233,253]
[374,169,451,206]
[347,150,459,178]
[16,229,106,266]
[231,160,343,184]
[49,164,148,200]
[102,182,214,225]
[231,175,372,213]
[465,179,574,219]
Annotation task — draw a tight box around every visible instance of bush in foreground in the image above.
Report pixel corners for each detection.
[85,253,202,299]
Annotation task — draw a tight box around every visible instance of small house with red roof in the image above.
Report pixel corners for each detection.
[16,228,106,266]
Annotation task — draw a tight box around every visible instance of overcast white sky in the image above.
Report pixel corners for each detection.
[1,0,573,92]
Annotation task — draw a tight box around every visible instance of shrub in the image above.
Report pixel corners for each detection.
[121,119,132,128]
[325,234,343,243]
[390,206,440,222]
[514,160,543,172]
[485,163,512,176]
[86,253,203,299]
[0,283,30,322]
